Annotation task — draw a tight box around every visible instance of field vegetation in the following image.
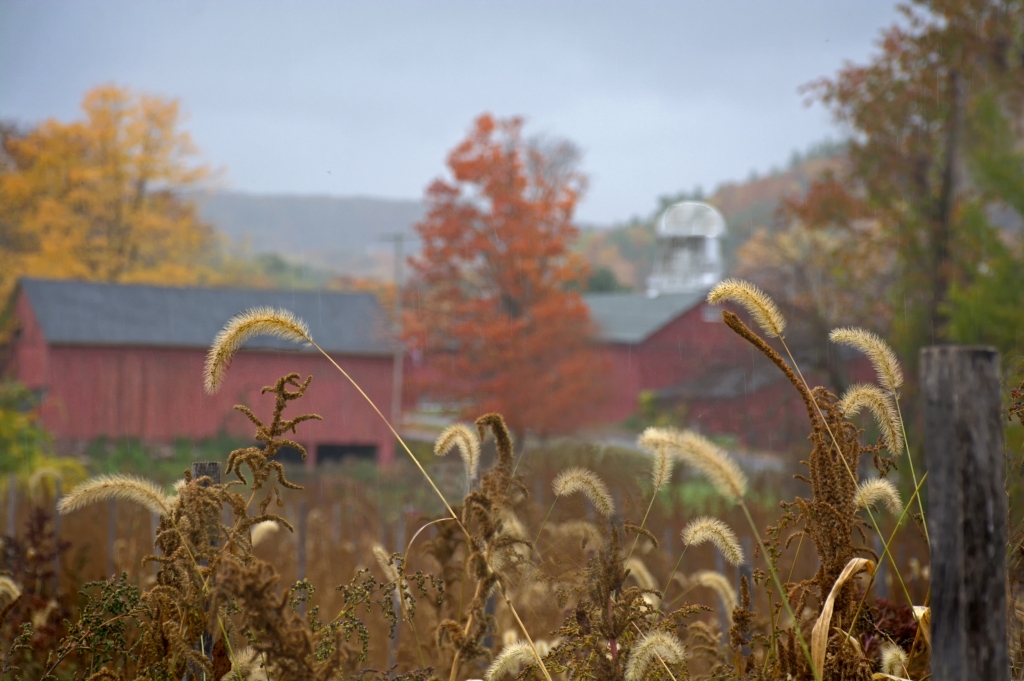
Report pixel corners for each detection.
[0,280,970,681]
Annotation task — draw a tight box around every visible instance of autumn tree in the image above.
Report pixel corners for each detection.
[790,0,1024,352]
[405,114,609,436]
[0,85,215,303]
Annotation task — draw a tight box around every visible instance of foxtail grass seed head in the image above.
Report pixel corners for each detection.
[840,383,904,456]
[552,467,615,517]
[675,430,748,502]
[226,646,259,681]
[624,631,687,681]
[690,570,738,615]
[485,641,536,681]
[880,642,909,676]
[57,474,172,516]
[372,544,399,584]
[854,478,902,515]
[205,307,311,393]
[250,520,281,547]
[625,557,658,591]
[27,467,62,501]
[0,576,21,603]
[708,278,786,337]
[434,423,480,483]
[637,431,674,492]
[829,327,903,393]
[682,516,744,565]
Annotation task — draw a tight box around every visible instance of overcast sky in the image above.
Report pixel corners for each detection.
[0,1,902,224]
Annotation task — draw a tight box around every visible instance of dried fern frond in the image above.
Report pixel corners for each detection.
[434,423,481,483]
[854,478,902,515]
[57,474,172,516]
[205,307,311,393]
[682,516,744,565]
[645,428,748,502]
[0,576,21,603]
[880,642,909,676]
[690,570,738,616]
[552,467,614,517]
[829,327,903,393]
[811,557,874,674]
[485,641,536,681]
[707,278,786,337]
[840,383,904,455]
[250,520,281,547]
[624,631,686,681]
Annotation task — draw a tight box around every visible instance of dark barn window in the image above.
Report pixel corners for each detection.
[275,444,307,466]
[316,444,377,465]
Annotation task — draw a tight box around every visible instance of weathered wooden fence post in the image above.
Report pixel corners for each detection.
[922,345,1008,681]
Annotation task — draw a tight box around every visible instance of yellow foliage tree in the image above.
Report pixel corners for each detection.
[0,84,215,302]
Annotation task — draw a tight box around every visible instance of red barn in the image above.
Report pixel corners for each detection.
[7,278,398,465]
[584,292,843,449]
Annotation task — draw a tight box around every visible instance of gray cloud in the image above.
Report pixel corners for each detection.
[0,0,901,222]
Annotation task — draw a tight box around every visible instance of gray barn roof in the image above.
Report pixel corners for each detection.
[18,278,394,356]
[582,291,705,344]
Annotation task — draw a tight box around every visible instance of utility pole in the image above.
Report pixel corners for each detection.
[380,234,406,432]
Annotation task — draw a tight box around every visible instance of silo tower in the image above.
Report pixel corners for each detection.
[646,201,726,297]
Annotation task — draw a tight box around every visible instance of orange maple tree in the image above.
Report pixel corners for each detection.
[405,114,609,436]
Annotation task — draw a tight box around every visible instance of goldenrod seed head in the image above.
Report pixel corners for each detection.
[624,631,686,681]
[57,474,172,517]
[682,516,744,565]
[854,478,902,516]
[434,423,480,483]
[840,384,904,456]
[205,307,311,393]
[552,467,614,517]
[829,327,903,393]
[707,278,786,337]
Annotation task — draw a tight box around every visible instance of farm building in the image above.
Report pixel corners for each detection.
[7,278,398,465]
[582,291,834,448]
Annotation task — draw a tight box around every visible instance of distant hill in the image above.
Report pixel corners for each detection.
[197,143,848,287]
[197,192,425,278]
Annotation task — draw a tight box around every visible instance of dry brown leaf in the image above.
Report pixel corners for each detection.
[913,605,931,649]
[811,557,875,674]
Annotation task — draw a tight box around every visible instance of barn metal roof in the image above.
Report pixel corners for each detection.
[18,278,395,356]
[582,291,705,344]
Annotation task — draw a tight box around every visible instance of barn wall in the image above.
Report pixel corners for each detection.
[36,346,396,465]
[10,291,50,389]
[593,302,749,422]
